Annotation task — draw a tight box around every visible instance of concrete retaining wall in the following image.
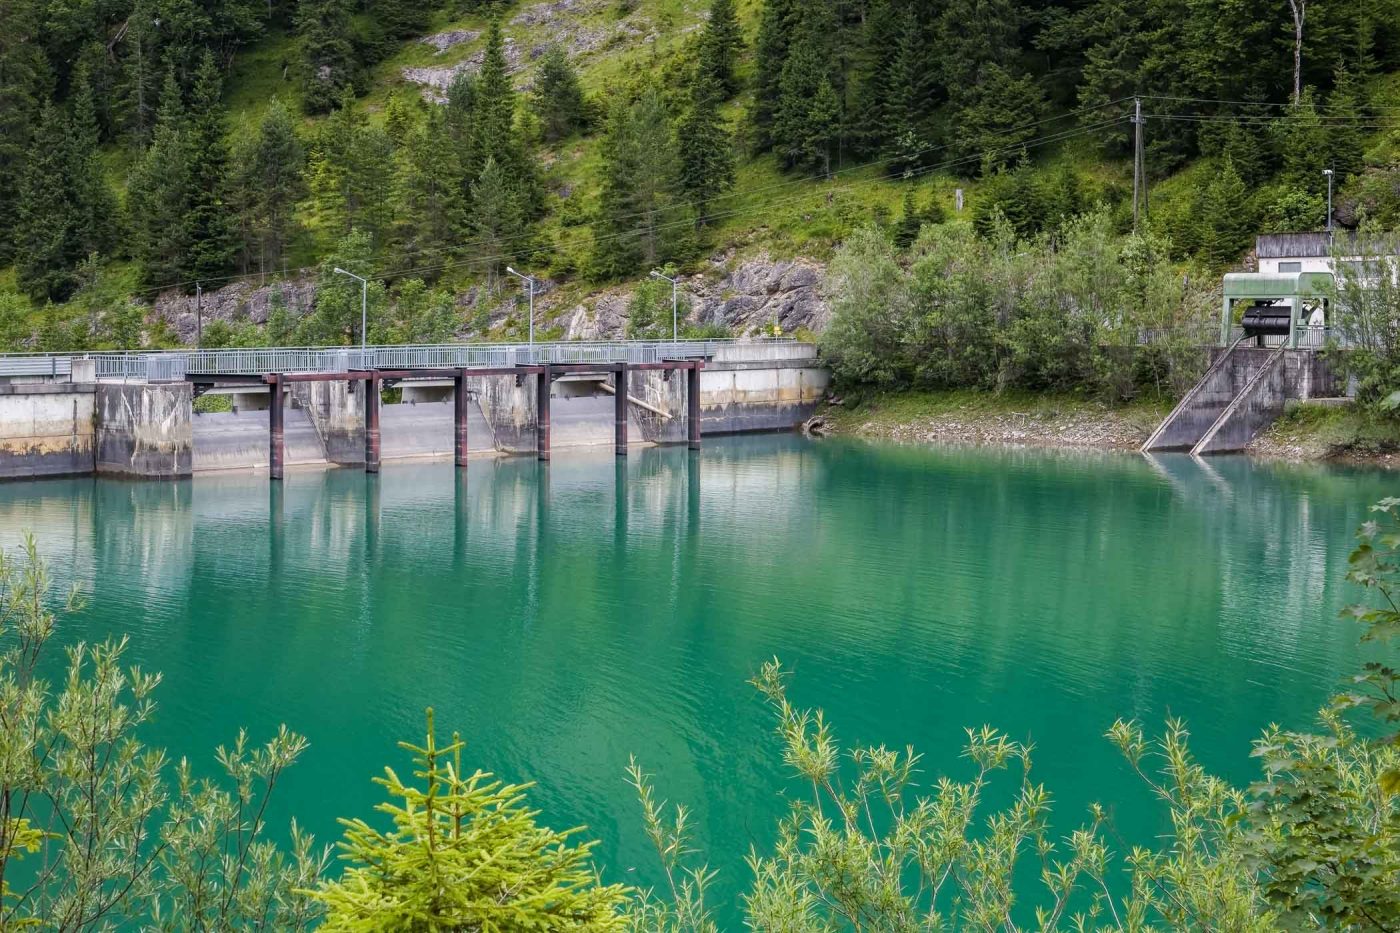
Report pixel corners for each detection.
[0,383,96,479]
[291,380,365,465]
[96,383,193,477]
[700,361,830,434]
[193,407,326,472]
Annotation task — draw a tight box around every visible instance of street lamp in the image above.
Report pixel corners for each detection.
[650,269,679,342]
[332,267,368,350]
[1323,168,1335,233]
[506,267,536,346]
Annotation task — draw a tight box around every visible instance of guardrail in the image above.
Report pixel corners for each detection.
[0,339,790,381]
[1222,327,1346,350]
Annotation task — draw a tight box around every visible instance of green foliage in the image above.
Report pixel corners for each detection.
[300,228,387,344]
[626,270,687,339]
[696,0,742,99]
[0,535,326,929]
[310,93,396,250]
[1330,230,1400,408]
[1244,499,1400,930]
[296,0,357,113]
[1194,159,1255,269]
[14,103,85,302]
[676,76,735,226]
[631,658,1272,930]
[532,45,588,142]
[591,87,692,280]
[310,708,629,930]
[822,213,1213,400]
[229,98,307,275]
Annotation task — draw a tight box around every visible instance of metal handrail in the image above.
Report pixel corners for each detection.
[0,339,794,380]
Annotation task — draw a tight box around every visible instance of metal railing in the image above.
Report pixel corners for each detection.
[1222,326,1347,350]
[0,339,784,381]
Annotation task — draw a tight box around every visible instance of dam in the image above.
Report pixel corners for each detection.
[0,340,830,480]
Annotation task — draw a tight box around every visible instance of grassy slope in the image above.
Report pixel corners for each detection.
[1256,401,1400,459]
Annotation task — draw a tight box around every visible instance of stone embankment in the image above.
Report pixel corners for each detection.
[831,403,1158,451]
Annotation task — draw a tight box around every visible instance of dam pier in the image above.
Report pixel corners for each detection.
[0,340,830,480]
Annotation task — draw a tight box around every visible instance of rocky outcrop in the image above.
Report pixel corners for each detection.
[148,251,829,345]
[557,253,830,340]
[152,278,316,344]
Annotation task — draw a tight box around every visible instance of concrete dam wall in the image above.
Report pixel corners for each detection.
[0,349,830,480]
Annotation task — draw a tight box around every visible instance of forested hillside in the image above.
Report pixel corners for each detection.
[2,0,1399,351]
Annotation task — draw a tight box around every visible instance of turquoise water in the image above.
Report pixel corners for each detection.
[0,437,1391,917]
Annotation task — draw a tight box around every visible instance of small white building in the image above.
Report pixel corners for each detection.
[1254,232,1390,277]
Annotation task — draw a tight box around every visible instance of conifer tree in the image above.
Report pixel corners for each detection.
[0,0,51,266]
[127,70,195,286]
[468,20,542,217]
[883,8,934,172]
[1196,158,1254,268]
[753,0,799,149]
[1273,87,1330,196]
[470,157,524,284]
[773,3,841,172]
[894,187,923,249]
[851,0,901,155]
[310,94,396,250]
[374,0,429,41]
[592,88,689,279]
[183,51,238,283]
[531,45,586,142]
[67,61,118,261]
[698,0,743,98]
[14,102,81,302]
[396,109,468,267]
[310,712,627,928]
[1325,68,1365,183]
[955,64,1045,174]
[677,76,735,226]
[229,99,306,274]
[296,0,357,113]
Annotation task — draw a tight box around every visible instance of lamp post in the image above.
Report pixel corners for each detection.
[649,269,679,342]
[506,267,536,347]
[1323,168,1335,234]
[333,267,368,350]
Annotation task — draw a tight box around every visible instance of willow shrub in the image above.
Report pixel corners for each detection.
[821,212,1216,402]
[628,503,1400,931]
[0,535,326,929]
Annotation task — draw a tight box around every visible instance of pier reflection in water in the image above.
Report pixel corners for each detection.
[0,438,1390,918]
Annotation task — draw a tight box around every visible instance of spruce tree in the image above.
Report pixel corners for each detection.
[677,76,735,226]
[311,93,396,249]
[883,8,934,172]
[468,20,541,217]
[894,187,923,249]
[374,0,429,41]
[851,0,901,155]
[1273,88,1330,196]
[127,70,195,286]
[531,45,586,142]
[296,0,357,113]
[396,109,468,266]
[773,3,840,172]
[14,102,81,302]
[753,0,799,149]
[229,99,306,274]
[0,0,51,266]
[67,61,118,261]
[955,64,1045,174]
[698,0,743,98]
[592,88,689,279]
[470,157,524,284]
[183,51,238,283]
[1196,158,1254,268]
[1325,68,1365,183]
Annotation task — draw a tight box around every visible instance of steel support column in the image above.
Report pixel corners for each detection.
[453,369,470,467]
[365,373,382,473]
[615,363,629,456]
[687,363,702,450]
[536,365,552,461]
[268,373,285,480]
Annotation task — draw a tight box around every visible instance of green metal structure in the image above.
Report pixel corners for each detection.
[1220,271,1334,348]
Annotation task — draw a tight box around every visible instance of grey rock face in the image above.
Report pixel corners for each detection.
[152,278,316,344]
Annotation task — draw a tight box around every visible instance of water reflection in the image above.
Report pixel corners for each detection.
[0,440,1392,919]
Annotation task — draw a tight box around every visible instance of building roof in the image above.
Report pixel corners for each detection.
[1224,271,1334,299]
[1256,231,1393,259]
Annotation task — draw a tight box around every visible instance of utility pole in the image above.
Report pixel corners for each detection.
[1132,98,1146,232]
[195,282,203,349]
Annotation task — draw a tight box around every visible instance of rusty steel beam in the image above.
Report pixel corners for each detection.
[268,373,285,480]
[615,362,628,457]
[454,369,470,468]
[687,364,701,450]
[365,373,382,473]
[536,365,552,461]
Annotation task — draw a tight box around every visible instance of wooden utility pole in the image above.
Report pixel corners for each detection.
[1132,98,1145,231]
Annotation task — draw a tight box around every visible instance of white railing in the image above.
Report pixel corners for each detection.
[0,339,792,380]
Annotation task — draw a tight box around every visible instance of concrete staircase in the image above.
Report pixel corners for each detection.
[1143,343,1333,455]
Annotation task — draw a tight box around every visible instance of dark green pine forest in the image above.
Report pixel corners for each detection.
[2,0,1399,350]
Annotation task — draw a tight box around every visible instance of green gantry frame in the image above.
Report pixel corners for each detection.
[1220,272,1334,348]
